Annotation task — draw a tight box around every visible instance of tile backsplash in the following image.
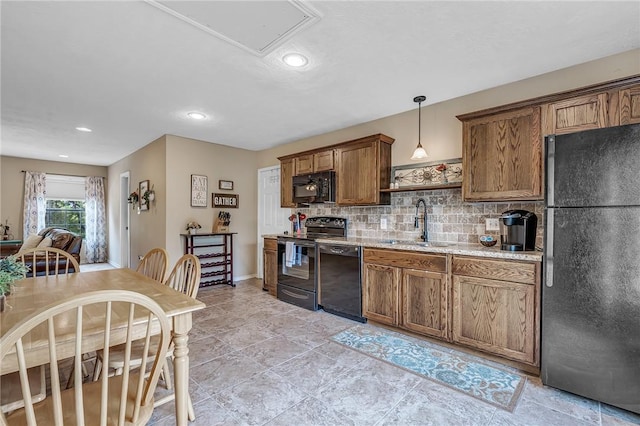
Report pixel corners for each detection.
[296,188,544,248]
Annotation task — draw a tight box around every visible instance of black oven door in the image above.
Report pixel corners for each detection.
[277,238,317,310]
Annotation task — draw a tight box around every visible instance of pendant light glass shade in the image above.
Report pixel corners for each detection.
[411,145,428,160]
[411,95,428,160]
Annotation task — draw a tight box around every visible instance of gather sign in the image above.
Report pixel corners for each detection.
[212,193,239,208]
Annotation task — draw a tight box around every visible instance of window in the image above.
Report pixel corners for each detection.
[45,200,86,237]
[45,174,86,238]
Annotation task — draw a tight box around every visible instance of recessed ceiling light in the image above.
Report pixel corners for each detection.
[75,127,92,132]
[58,154,69,158]
[187,112,207,120]
[283,53,308,67]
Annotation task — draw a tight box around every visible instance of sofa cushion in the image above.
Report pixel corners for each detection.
[19,234,43,251]
[50,232,74,250]
[37,237,53,248]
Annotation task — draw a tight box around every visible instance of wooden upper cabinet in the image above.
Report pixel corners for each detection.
[294,150,335,176]
[462,106,542,202]
[541,93,609,135]
[280,158,295,208]
[313,150,335,172]
[620,84,640,125]
[294,154,314,175]
[336,134,393,205]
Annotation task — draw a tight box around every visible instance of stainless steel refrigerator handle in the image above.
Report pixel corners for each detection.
[545,210,554,287]
[547,135,555,206]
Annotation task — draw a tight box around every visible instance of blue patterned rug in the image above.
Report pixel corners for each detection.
[331,326,526,411]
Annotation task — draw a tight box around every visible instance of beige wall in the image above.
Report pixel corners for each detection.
[257,49,640,168]
[164,135,258,279]
[0,156,107,239]
[106,135,258,279]
[107,136,167,268]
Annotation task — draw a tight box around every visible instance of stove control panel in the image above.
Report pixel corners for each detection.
[306,216,347,229]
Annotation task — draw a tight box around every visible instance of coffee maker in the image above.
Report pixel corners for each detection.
[500,210,537,251]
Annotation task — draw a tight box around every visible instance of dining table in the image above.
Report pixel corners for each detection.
[0,268,205,426]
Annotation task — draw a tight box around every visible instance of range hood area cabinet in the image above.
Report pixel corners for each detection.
[458,76,640,202]
[278,133,394,207]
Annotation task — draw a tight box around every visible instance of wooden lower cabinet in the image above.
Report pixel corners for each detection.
[401,268,448,340]
[362,262,399,326]
[452,256,540,366]
[363,249,448,339]
[262,238,278,296]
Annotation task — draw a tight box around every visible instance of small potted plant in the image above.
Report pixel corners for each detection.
[143,185,155,204]
[128,191,139,208]
[186,221,202,235]
[0,255,29,312]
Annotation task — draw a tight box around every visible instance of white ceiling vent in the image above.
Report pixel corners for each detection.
[147,1,320,56]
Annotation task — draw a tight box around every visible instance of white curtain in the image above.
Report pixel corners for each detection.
[23,171,47,239]
[85,176,107,263]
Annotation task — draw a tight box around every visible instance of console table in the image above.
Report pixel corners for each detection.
[0,240,22,258]
[181,232,235,287]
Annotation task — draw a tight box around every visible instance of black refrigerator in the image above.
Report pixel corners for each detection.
[542,123,640,414]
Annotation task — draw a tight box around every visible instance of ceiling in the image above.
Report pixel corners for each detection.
[2,1,639,166]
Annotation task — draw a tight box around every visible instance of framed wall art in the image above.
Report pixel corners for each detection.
[191,174,208,207]
[139,180,149,211]
[218,179,234,190]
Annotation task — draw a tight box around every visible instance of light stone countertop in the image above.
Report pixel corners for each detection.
[264,234,542,262]
[316,237,542,261]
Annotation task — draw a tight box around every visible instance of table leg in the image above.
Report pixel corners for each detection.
[172,314,192,426]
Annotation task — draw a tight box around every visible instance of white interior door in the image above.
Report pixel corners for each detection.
[257,166,290,279]
[120,171,130,268]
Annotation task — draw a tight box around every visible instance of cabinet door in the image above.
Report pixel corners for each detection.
[452,275,536,365]
[280,159,295,208]
[313,150,334,172]
[362,262,399,326]
[541,93,609,135]
[263,248,278,296]
[401,269,448,340]
[620,85,640,125]
[295,154,314,176]
[336,140,379,205]
[462,106,542,201]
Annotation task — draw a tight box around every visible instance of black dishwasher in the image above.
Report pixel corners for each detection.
[317,243,365,323]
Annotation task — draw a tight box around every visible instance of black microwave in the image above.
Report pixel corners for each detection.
[292,171,336,205]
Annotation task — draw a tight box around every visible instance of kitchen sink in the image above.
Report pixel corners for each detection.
[378,239,399,244]
[377,239,451,247]
[411,241,451,247]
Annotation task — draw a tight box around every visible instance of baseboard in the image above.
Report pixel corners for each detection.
[233,274,257,282]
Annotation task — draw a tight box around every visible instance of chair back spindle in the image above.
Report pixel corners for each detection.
[0,290,171,425]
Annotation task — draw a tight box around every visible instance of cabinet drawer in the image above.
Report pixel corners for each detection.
[452,256,537,285]
[364,249,446,273]
[264,238,277,251]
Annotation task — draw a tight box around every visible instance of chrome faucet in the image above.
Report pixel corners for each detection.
[415,198,428,242]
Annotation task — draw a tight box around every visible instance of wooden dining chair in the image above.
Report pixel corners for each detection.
[2,247,82,412]
[93,254,201,420]
[136,248,169,283]
[16,247,80,277]
[0,289,171,425]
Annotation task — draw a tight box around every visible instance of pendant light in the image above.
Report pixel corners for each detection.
[410,95,428,160]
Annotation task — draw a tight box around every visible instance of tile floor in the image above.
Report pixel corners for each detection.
[142,277,640,426]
